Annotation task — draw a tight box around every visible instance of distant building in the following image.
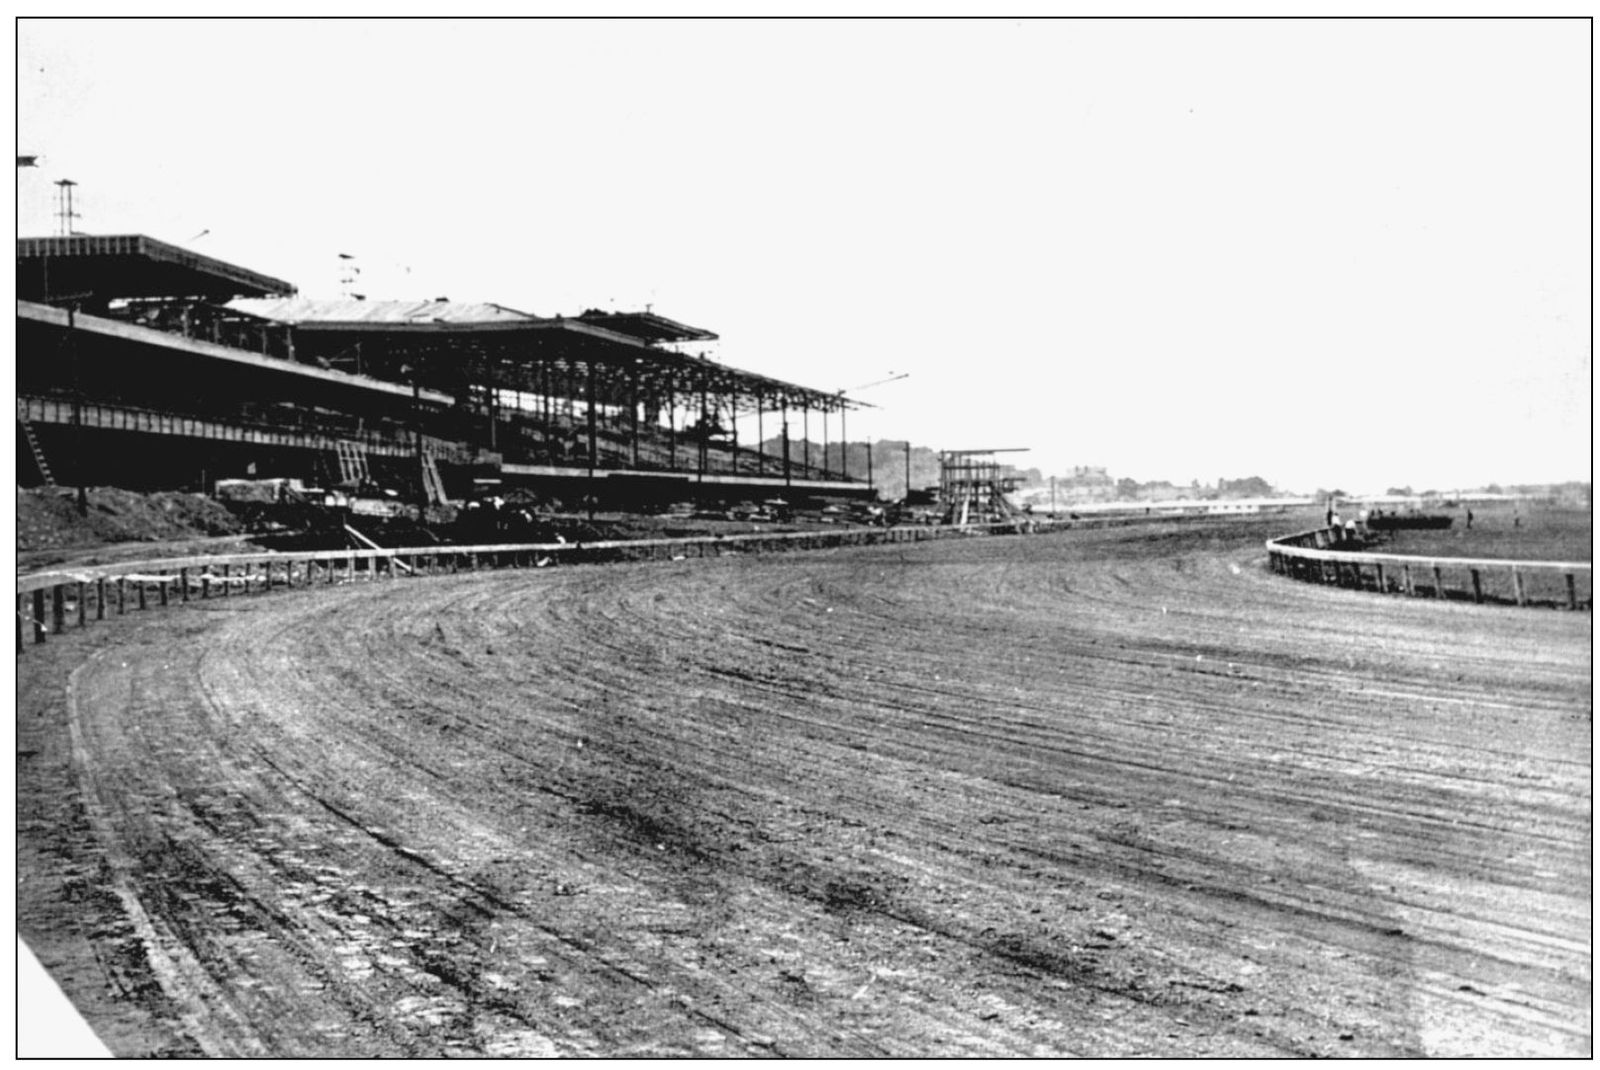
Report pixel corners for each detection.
[1132,481,1188,502]
[1056,465,1117,504]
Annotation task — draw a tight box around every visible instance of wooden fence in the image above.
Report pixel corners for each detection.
[13,520,1049,654]
[15,510,1243,655]
[1266,528,1592,610]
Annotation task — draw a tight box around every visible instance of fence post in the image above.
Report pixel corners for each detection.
[1431,566,1444,600]
[1374,562,1385,592]
[1470,569,1483,604]
[1567,573,1579,611]
[33,590,46,644]
[180,568,190,603]
[1512,568,1526,607]
[15,595,23,653]
[76,582,87,627]
[160,575,170,607]
[138,580,148,611]
[96,577,107,620]
[52,586,66,634]
[1402,564,1414,596]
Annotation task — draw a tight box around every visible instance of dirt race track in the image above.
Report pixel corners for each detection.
[17,516,1592,1057]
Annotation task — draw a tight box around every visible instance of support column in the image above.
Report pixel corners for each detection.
[840,404,848,481]
[730,383,740,474]
[630,359,640,469]
[822,408,830,480]
[803,403,811,477]
[782,414,792,488]
[412,369,427,514]
[667,381,677,471]
[487,379,498,451]
[587,360,598,521]
[542,359,552,442]
[698,374,709,483]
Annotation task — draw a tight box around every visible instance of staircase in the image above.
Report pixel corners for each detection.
[420,446,450,506]
[17,401,56,487]
[334,440,371,487]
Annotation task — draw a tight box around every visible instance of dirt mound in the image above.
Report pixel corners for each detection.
[17,486,245,553]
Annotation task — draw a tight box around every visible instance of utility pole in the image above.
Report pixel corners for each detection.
[834,372,910,489]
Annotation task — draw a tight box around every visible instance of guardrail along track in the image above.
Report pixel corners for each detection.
[11,511,1256,655]
[16,517,1097,654]
[1266,527,1591,610]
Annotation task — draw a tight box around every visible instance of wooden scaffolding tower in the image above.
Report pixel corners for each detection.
[938,448,1028,525]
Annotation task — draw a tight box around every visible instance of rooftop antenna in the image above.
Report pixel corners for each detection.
[54,179,80,236]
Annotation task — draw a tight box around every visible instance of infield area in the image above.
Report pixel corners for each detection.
[16,516,1591,1056]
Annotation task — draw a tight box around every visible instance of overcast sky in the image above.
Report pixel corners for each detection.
[16,18,1591,493]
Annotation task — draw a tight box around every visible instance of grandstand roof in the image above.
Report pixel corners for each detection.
[17,234,296,303]
[576,309,718,343]
[229,295,859,412]
[229,297,537,325]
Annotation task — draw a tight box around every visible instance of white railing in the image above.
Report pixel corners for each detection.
[1266,528,1591,610]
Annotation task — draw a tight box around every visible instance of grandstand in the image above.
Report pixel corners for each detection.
[17,235,872,508]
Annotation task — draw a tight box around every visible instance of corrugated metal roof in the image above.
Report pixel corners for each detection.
[227,297,538,325]
[17,234,296,300]
[576,309,718,343]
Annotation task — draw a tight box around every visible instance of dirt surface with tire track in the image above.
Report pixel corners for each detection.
[17,516,1591,1056]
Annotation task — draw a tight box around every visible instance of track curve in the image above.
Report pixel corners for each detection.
[19,517,1592,1056]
